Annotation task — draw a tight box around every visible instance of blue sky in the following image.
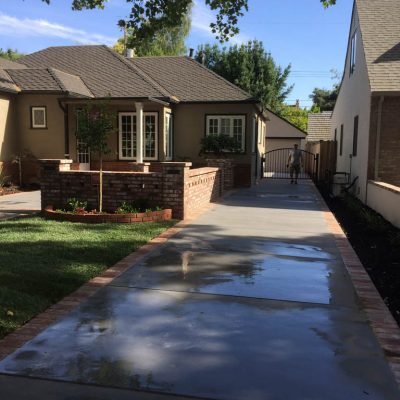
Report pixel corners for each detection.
[0,0,353,107]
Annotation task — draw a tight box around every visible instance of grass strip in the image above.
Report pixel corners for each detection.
[0,216,175,338]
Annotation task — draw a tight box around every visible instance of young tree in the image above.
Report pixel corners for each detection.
[76,103,115,213]
[195,41,292,112]
[40,0,336,44]
[0,48,24,60]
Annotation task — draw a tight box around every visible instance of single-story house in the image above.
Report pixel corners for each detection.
[331,0,400,227]
[264,110,307,151]
[306,112,332,143]
[0,45,268,187]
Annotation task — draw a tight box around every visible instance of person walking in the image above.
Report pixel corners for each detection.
[287,144,303,184]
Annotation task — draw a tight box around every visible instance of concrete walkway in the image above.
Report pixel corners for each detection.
[0,180,399,399]
[0,190,41,220]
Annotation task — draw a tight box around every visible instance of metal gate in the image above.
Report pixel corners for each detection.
[263,148,319,181]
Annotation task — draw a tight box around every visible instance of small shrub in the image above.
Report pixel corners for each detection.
[115,199,159,214]
[115,202,140,214]
[0,174,10,188]
[66,198,88,213]
[199,134,242,156]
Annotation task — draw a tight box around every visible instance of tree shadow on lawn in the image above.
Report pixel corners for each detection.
[0,218,175,338]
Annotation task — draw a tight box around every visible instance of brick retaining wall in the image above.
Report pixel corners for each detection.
[40,160,227,220]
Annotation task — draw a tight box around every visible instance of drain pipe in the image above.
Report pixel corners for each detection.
[374,96,384,180]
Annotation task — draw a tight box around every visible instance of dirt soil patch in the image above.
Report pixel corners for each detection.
[321,189,400,326]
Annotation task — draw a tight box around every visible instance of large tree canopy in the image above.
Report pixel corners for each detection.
[114,7,191,56]
[40,0,336,45]
[309,85,339,112]
[195,41,292,112]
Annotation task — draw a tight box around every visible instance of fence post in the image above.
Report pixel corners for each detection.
[315,153,320,183]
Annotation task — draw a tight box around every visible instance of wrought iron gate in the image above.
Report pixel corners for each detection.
[263,148,319,181]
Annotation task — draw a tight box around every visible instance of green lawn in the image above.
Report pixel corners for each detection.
[0,216,175,338]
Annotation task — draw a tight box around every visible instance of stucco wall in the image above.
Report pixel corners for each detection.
[173,103,264,184]
[67,101,165,163]
[16,94,65,159]
[0,93,17,164]
[366,181,400,229]
[266,138,302,152]
[331,5,372,202]
[265,111,306,139]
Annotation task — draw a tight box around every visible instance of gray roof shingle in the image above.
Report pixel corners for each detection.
[356,0,400,92]
[130,56,255,102]
[3,46,255,102]
[0,58,26,70]
[19,45,170,99]
[0,57,26,93]
[50,68,93,97]
[7,68,61,92]
[306,112,332,142]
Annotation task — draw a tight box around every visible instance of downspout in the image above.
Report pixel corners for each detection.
[58,99,70,159]
[374,96,384,180]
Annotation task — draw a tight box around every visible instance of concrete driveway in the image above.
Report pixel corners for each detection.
[0,180,398,399]
[0,190,41,220]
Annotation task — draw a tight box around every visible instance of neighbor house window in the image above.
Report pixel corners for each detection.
[206,115,245,151]
[118,112,158,160]
[350,31,357,75]
[31,106,47,128]
[164,112,173,160]
[334,128,337,142]
[340,124,344,156]
[353,116,359,156]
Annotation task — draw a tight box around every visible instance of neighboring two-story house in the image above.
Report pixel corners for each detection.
[332,0,400,204]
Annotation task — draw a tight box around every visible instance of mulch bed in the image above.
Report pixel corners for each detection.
[320,188,400,326]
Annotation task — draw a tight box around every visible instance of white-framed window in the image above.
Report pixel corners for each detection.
[350,31,357,75]
[206,115,245,151]
[118,112,158,160]
[31,106,47,129]
[164,112,173,160]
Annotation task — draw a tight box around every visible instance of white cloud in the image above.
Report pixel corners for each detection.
[0,13,117,46]
[191,0,251,45]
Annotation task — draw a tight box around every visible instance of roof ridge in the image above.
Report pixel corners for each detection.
[266,107,307,135]
[50,67,95,98]
[184,56,256,101]
[47,68,67,92]
[102,46,173,99]
[0,69,21,93]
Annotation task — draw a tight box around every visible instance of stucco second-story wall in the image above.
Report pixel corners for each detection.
[16,94,66,159]
[0,93,17,164]
[331,4,371,202]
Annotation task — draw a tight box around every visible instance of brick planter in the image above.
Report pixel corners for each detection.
[43,207,172,224]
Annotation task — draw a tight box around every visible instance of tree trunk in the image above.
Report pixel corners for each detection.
[18,158,22,187]
[99,154,103,213]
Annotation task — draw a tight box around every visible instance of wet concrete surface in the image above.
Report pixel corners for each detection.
[0,180,399,399]
[0,190,41,220]
[111,243,358,307]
